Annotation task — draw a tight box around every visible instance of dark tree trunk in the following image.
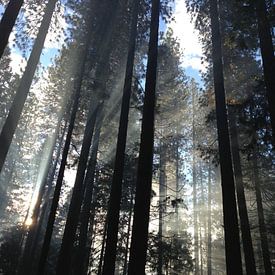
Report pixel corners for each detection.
[127,0,160,273]
[56,103,102,275]
[209,0,243,274]
[74,113,102,275]
[122,190,134,275]
[20,112,65,275]
[98,221,108,275]
[0,0,24,59]
[207,166,212,275]
[37,89,86,275]
[254,0,275,142]
[36,6,99,271]
[228,109,257,275]
[102,1,139,273]
[0,0,57,173]
[252,151,272,274]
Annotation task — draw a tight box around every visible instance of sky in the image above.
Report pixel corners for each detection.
[6,0,203,83]
[167,0,205,86]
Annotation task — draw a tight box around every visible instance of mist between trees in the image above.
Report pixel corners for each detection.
[0,0,274,274]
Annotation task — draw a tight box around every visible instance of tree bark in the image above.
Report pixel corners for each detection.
[122,189,134,275]
[228,108,257,275]
[56,103,102,275]
[102,1,139,273]
[74,112,102,275]
[0,0,57,173]
[209,0,243,273]
[254,0,275,142]
[35,4,99,270]
[252,150,272,274]
[0,0,24,59]
[127,0,160,272]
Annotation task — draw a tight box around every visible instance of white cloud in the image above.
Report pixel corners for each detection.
[167,0,206,72]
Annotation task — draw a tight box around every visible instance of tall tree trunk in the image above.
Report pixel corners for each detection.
[102,1,139,273]
[56,103,102,275]
[209,0,242,273]
[122,189,134,275]
[20,111,69,275]
[157,141,166,275]
[97,221,108,275]
[36,5,99,271]
[252,150,272,274]
[74,113,102,275]
[0,0,24,59]
[127,0,160,272]
[254,0,275,142]
[228,109,257,275]
[207,165,212,275]
[192,87,199,275]
[0,0,57,173]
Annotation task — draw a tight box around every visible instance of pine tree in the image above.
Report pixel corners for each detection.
[0,0,58,173]
[209,0,242,273]
[128,0,160,272]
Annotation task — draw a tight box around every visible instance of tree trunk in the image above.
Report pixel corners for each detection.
[97,221,108,275]
[74,112,102,275]
[228,108,257,275]
[0,0,57,173]
[158,141,166,275]
[207,165,212,275]
[56,103,102,275]
[0,0,24,59]
[122,190,134,275]
[209,0,243,274]
[254,0,275,142]
[192,87,199,275]
[35,5,98,271]
[252,150,272,274]
[127,0,160,272]
[102,1,139,273]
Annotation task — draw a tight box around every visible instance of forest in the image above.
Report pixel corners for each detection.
[0,0,274,274]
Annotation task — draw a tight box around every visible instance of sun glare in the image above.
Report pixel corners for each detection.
[25,217,33,227]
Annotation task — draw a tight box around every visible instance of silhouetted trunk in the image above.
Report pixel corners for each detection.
[127,0,160,272]
[192,88,199,275]
[209,0,242,273]
[122,190,134,275]
[252,150,272,274]
[207,166,212,275]
[228,109,257,275]
[0,0,57,173]
[102,1,139,273]
[254,0,275,141]
[0,0,24,58]
[56,103,102,275]
[75,113,102,275]
[158,142,166,275]
[98,221,108,275]
[36,7,99,272]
